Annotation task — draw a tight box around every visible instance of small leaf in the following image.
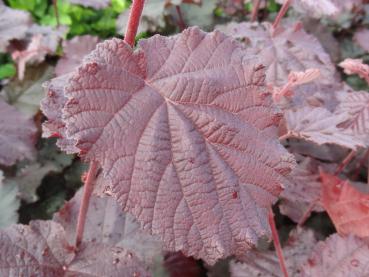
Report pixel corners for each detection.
[339,58,369,84]
[217,22,336,87]
[321,172,369,238]
[55,35,100,77]
[275,0,340,18]
[335,90,369,146]
[301,233,369,277]
[0,99,36,166]
[279,157,325,223]
[284,106,365,150]
[53,188,163,265]
[231,227,317,277]
[0,2,32,52]
[354,28,369,52]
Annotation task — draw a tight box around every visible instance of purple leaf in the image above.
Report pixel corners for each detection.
[55,35,100,77]
[279,157,325,223]
[335,90,369,146]
[354,28,369,52]
[0,220,149,276]
[0,2,32,52]
[301,233,369,276]
[43,27,295,264]
[54,188,163,265]
[231,227,317,277]
[40,74,79,154]
[217,22,337,87]
[0,99,36,166]
[284,106,365,149]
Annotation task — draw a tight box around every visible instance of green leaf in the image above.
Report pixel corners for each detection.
[0,63,16,80]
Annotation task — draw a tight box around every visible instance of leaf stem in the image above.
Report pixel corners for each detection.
[352,148,369,180]
[268,208,289,277]
[53,0,60,27]
[272,0,292,30]
[75,161,98,247]
[124,0,146,47]
[334,150,356,176]
[251,0,261,22]
[175,5,186,31]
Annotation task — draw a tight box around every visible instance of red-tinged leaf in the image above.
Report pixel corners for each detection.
[216,22,336,86]
[300,233,369,277]
[55,35,100,77]
[284,106,365,150]
[272,69,321,102]
[339,58,369,84]
[231,227,317,277]
[335,90,369,146]
[54,188,163,265]
[321,172,369,238]
[0,2,32,52]
[279,157,325,223]
[0,99,36,166]
[354,28,369,52]
[69,0,111,9]
[40,74,79,154]
[0,220,149,277]
[52,27,295,264]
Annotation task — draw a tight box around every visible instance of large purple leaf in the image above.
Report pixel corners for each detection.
[0,220,149,276]
[44,27,295,264]
[0,99,36,166]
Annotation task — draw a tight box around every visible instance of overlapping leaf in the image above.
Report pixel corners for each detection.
[231,227,317,277]
[44,27,295,264]
[321,172,369,238]
[0,220,149,276]
[216,22,336,86]
[0,99,36,166]
[276,0,340,18]
[335,90,369,146]
[284,106,365,149]
[0,2,32,52]
[55,35,100,77]
[354,28,369,52]
[54,188,163,265]
[40,74,79,154]
[279,157,324,223]
[301,234,369,276]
